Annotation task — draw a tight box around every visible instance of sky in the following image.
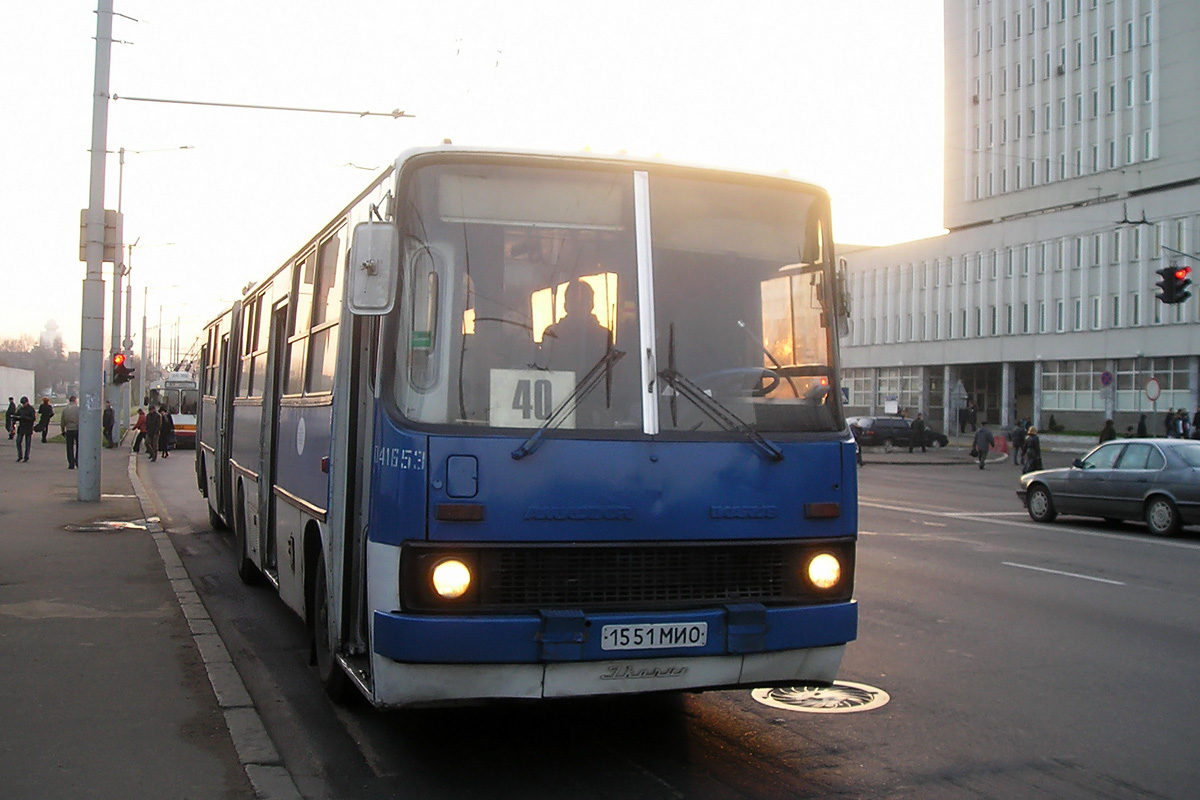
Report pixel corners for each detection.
[0,0,945,358]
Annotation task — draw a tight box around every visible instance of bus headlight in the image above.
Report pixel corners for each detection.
[431,559,472,599]
[806,553,842,590]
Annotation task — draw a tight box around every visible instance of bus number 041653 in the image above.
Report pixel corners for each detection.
[374,447,425,470]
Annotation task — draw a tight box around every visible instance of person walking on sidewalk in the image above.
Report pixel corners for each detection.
[143,403,161,462]
[1021,426,1044,473]
[131,407,147,453]
[4,397,15,439]
[909,413,927,453]
[972,421,994,470]
[13,396,36,462]
[1098,418,1117,443]
[158,406,175,458]
[102,401,115,448]
[1009,421,1026,465]
[36,397,54,443]
[60,395,80,469]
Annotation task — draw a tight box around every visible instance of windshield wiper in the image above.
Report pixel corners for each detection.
[656,367,784,462]
[659,322,782,462]
[511,345,626,460]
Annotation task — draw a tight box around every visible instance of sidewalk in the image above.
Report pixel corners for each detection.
[860,432,1093,466]
[0,434,271,799]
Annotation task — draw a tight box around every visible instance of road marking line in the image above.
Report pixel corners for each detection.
[941,511,1028,517]
[859,499,1200,550]
[1002,562,1126,585]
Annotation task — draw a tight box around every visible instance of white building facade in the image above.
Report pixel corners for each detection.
[841,0,1200,436]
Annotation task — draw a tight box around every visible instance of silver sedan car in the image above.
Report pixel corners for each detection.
[1017,438,1200,536]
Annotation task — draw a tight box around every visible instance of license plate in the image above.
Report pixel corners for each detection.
[600,622,708,651]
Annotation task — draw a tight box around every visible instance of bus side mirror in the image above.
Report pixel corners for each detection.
[348,222,400,315]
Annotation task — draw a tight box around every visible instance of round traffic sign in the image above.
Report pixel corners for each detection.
[1100,370,1113,387]
[1146,377,1161,401]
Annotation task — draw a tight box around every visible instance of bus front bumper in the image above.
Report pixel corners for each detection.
[369,601,855,707]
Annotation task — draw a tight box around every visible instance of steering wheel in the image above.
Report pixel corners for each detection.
[695,367,780,398]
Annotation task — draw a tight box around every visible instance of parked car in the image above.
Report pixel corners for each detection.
[1017,438,1200,536]
[849,416,948,451]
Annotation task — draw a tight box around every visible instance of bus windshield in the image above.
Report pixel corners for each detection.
[391,158,840,435]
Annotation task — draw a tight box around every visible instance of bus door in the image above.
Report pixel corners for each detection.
[342,314,378,656]
[261,303,289,580]
[215,332,234,521]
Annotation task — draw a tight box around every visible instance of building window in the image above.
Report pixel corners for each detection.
[1131,292,1140,326]
[1039,301,1047,332]
[1056,300,1065,331]
[1111,295,1120,327]
[1091,296,1102,329]
[1073,299,1083,330]
[1022,302,1030,333]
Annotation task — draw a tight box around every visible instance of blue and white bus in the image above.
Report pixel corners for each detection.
[197,145,858,707]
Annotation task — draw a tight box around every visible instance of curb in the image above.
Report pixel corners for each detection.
[127,453,302,800]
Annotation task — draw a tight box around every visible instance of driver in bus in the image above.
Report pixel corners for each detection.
[540,280,614,427]
[541,280,611,373]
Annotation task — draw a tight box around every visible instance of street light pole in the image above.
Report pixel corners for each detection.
[79,0,114,501]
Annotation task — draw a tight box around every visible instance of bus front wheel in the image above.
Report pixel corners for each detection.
[312,551,352,703]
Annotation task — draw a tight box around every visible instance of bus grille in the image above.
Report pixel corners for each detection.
[493,545,788,607]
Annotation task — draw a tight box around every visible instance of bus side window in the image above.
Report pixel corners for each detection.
[408,247,441,391]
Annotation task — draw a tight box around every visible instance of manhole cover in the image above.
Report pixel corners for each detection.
[751,681,890,714]
[63,520,148,533]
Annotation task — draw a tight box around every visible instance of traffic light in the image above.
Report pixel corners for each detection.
[1155,264,1193,305]
[112,353,135,385]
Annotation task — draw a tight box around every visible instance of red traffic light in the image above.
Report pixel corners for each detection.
[112,352,134,385]
[1175,266,1192,280]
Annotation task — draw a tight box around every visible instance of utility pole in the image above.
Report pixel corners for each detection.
[79,0,114,501]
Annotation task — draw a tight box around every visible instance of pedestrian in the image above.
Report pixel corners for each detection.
[102,401,115,448]
[36,397,54,443]
[1123,425,1135,438]
[966,399,978,432]
[1176,409,1191,440]
[909,413,926,453]
[1164,408,1175,437]
[159,406,175,458]
[972,420,994,470]
[1193,409,1200,440]
[60,395,80,469]
[144,403,161,462]
[4,397,14,439]
[131,408,147,453]
[1009,422,1026,465]
[13,396,36,462]
[1136,414,1148,438]
[1098,419,1117,443]
[1021,426,1044,473]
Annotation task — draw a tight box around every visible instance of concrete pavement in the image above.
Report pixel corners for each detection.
[0,433,291,799]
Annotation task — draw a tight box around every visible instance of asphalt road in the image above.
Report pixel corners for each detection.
[139,449,1200,800]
